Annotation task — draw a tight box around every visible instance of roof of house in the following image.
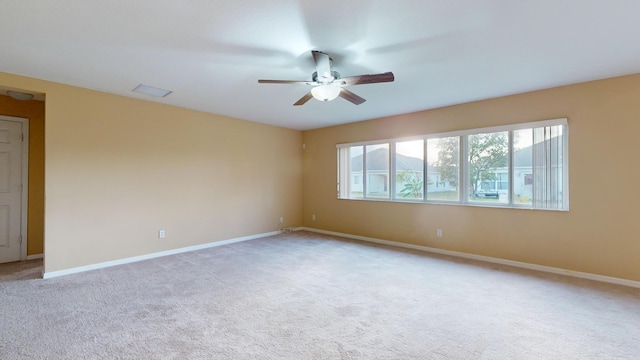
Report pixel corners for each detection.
[351,148,431,172]
[513,136,564,167]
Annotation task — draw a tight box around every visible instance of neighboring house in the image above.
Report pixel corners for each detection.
[508,136,565,203]
[348,148,456,198]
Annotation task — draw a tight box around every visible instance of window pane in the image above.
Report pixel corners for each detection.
[532,125,564,209]
[348,146,363,198]
[427,137,459,201]
[365,144,389,198]
[513,129,533,205]
[468,132,509,204]
[395,140,424,200]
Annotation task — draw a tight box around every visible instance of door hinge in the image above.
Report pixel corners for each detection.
[21,133,24,142]
[19,235,23,244]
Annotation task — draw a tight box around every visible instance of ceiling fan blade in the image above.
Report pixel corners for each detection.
[293,92,314,106]
[339,72,395,86]
[339,88,366,105]
[258,79,317,85]
[311,50,333,82]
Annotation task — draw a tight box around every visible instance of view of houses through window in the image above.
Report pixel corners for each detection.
[337,118,568,210]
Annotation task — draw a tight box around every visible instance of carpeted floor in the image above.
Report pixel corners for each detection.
[1,231,639,359]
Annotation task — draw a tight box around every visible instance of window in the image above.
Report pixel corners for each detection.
[337,118,568,210]
[337,144,390,200]
[348,146,363,198]
[427,137,459,201]
[365,144,389,199]
[468,131,508,204]
[396,140,424,200]
[514,129,533,205]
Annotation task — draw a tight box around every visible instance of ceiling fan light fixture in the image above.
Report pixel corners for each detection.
[311,84,341,102]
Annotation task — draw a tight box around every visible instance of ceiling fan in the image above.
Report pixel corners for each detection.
[258,50,394,106]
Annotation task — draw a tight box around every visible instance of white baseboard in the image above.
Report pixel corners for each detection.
[300,227,640,289]
[42,231,280,279]
[26,254,43,260]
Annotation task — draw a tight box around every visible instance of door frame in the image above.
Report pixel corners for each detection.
[0,115,29,261]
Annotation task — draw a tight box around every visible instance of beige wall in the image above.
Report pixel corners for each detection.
[302,73,640,282]
[0,94,45,256]
[3,69,639,282]
[0,72,303,273]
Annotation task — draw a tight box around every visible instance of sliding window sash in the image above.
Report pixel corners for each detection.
[532,125,565,209]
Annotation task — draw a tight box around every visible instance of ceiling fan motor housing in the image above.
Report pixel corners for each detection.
[312,71,340,84]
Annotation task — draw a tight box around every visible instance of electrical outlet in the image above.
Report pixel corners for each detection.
[159,230,166,239]
[436,229,443,237]
[312,214,316,221]
[280,217,284,224]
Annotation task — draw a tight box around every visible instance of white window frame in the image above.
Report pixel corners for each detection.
[337,118,569,211]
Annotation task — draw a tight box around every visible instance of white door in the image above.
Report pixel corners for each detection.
[0,119,23,263]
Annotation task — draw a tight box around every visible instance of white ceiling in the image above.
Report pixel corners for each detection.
[2,1,640,130]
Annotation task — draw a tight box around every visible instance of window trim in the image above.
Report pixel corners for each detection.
[337,118,569,211]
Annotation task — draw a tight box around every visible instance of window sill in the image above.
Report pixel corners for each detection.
[337,197,569,212]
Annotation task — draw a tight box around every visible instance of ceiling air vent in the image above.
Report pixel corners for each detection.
[132,84,172,98]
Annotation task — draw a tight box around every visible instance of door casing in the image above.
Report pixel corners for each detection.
[0,114,29,262]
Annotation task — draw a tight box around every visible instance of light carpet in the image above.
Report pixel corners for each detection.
[1,231,639,359]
